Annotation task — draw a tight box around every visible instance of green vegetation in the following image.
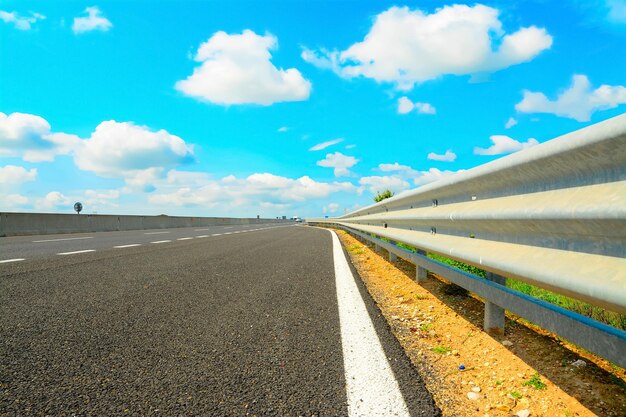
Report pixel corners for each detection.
[495,380,503,386]
[373,189,394,202]
[509,391,522,399]
[419,322,433,332]
[431,345,451,354]
[347,244,364,254]
[523,373,547,390]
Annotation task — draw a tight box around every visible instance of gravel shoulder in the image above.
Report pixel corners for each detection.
[336,229,626,417]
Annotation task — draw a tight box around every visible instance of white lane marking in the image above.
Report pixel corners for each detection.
[196,235,209,238]
[177,237,193,241]
[33,236,93,243]
[223,232,232,235]
[195,228,211,231]
[330,230,410,417]
[223,226,233,229]
[211,233,222,236]
[0,258,25,264]
[145,231,170,235]
[151,240,171,244]
[57,250,96,256]
[114,244,141,248]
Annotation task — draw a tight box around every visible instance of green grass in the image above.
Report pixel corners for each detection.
[419,323,433,332]
[509,391,522,399]
[432,345,451,354]
[523,373,547,390]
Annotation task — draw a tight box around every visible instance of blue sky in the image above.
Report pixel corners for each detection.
[1,0,625,218]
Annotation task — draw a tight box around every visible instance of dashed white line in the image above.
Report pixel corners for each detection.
[145,231,170,235]
[114,244,141,248]
[33,236,93,243]
[195,228,211,231]
[0,258,25,264]
[151,240,171,244]
[57,250,96,256]
[211,233,222,236]
[196,235,209,238]
[177,237,193,241]
[330,230,410,417]
[223,232,232,235]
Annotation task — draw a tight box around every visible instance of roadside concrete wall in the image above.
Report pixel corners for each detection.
[0,212,286,237]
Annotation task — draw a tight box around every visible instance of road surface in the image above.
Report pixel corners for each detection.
[0,224,439,416]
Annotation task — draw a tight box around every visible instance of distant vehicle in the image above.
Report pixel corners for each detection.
[292,216,303,223]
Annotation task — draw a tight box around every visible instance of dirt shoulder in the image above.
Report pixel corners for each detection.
[335,229,626,417]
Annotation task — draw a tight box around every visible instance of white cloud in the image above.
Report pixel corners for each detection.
[149,172,356,208]
[345,144,356,149]
[0,112,80,162]
[505,117,518,129]
[72,7,112,34]
[303,5,552,90]
[38,191,74,210]
[515,75,626,122]
[74,121,194,186]
[359,175,411,194]
[323,203,340,214]
[316,152,359,177]
[277,126,289,132]
[0,165,37,184]
[176,30,311,105]
[0,10,45,30]
[398,96,436,115]
[427,150,456,162]
[474,135,539,155]
[412,167,459,186]
[1,193,29,209]
[379,162,414,172]
[309,138,343,151]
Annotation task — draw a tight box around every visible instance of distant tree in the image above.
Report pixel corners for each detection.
[373,189,394,202]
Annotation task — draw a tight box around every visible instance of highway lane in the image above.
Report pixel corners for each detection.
[0,223,288,262]
[0,225,439,416]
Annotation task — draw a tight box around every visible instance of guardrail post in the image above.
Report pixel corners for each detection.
[389,240,398,262]
[484,272,506,335]
[415,249,428,283]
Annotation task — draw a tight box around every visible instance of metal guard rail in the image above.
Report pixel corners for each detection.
[308,113,626,367]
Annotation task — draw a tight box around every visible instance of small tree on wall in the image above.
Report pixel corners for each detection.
[373,189,394,202]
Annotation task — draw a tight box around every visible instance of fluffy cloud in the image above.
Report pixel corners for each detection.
[303,5,552,90]
[474,135,539,155]
[0,10,45,30]
[38,191,74,210]
[277,126,289,132]
[397,97,436,115]
[72,7,112,34]
[74,121,194,186]
[316,152,359,177]
[427,150,456,162]
[505,117,518,129]
[309,138,343,151]
[359,175,411,194]
[515,75,626,122]
[1,193,29,209]
[323,203,340,214]
[0,112,80,162]
[149,172,356,208]
[176,30,311,105]
[0,165,37,184]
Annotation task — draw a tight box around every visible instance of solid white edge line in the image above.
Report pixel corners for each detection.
[0,258,25,263]
[195,228,211,231]
[330,230,410,417]
[33,236,93,243]
[113,244,141,248]
[144,231,170,235]
[150,240,171,244]
[57,250,96,256]
[177,237,193,241]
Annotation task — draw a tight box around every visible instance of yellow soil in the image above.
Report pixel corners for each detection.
[335,229,626,417]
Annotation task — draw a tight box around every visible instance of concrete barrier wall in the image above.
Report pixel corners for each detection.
[0,212,286,237]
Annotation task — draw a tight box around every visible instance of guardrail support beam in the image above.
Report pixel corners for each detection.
[415,249,428,283]
[484,272,506,335]
[389,240,398,262]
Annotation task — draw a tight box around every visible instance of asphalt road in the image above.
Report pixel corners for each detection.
[0,225,439,416]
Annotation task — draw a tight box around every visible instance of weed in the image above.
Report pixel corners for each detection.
[419,323,433,332]
[495,380,502,386]
[509,391,522,399]
[432,346,451,354]
[523,373,547,390]
[415,293,428,300]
